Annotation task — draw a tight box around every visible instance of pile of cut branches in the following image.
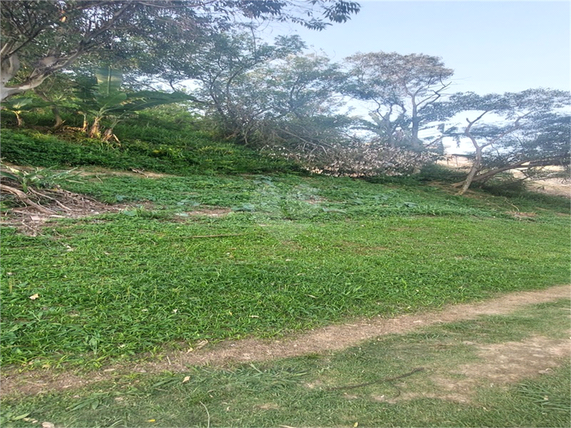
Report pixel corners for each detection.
[0,164,79,214]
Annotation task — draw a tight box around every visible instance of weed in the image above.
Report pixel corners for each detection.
[1,164,80,192]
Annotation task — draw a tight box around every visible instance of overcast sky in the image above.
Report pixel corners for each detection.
[265,0,570,95]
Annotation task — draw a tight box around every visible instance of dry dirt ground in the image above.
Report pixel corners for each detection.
[2,284,569,399]
[526,177,571,198]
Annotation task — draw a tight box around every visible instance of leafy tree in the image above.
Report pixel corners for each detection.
[251,54,352,151]
[165,25,349,149]
[343,51,453,150]
[181,28,307,141]
[0,0,360,100]
[434,89,570,195]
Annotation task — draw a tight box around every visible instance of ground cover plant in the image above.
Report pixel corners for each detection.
[1,165,569,369]
[1,297,569,427]
[0,127,302,176]
[1,112,569,428]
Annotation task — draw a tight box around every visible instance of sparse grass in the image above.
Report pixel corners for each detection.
[1,299,569,427]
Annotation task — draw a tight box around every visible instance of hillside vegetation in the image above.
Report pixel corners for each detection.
[1,118,569,371]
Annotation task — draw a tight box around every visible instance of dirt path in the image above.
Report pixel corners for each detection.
[2,284,569,397]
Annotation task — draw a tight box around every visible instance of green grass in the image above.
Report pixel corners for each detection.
[2,116,570,426]
[1,171,569,368]
[2,299,569,427]
[0,127,302,175]
[40,171,571,218]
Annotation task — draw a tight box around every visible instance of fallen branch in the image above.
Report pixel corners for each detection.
[28,187,74,212]
[0,184,56,215]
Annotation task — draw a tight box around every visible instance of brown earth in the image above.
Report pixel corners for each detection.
[2,284,569,398]
[368,335,571,404]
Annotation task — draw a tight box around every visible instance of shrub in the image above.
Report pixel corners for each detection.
[0,128,302,175]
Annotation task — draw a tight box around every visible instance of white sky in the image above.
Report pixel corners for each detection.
[264,0,570,95]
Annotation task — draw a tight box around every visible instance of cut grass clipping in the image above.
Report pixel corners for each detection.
[2,299,569,428]
[1,172,569,369]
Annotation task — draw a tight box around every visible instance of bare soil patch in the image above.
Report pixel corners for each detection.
[2,284,569,397]
[527,177,570,198]
[377,336,571,404]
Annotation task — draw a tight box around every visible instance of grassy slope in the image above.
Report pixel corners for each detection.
[1,126,570,370]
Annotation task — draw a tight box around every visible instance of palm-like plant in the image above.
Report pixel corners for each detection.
[1,97,51,127]
[73,67,192,140]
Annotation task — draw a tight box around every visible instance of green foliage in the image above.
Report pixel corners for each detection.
[480,178,530,197]
[1,97,52,126]
[1,169,569,367]
[344,51,454,148]
[0,128,302,175]
[416,163,468,183]
[1,0,360,100]
[70,67,195,139]
[0,164,79,192]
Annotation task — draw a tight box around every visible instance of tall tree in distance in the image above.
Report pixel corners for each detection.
[434,89,570,195]
[176,28,307,142]
[343,51,453,150]
[0,0,360,100]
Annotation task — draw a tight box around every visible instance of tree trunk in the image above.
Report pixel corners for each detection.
[469,161,528,184]
[456,150,481,195]
[81,114,89,133]
[52,106,65,130]
[456,112,488,195]
[88,117,102,138]
[14,112,24,127]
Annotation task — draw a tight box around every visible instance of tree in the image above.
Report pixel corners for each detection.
[251,53,352,151]
[0,0,360,100]
[181,28,307,141]
[343,51,453,150]
[165,24,349,149]
[436,89,570,195]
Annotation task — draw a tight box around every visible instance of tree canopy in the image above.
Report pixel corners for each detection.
[433,89,571,194]
[344,51,453,150]
[0,0,360,100]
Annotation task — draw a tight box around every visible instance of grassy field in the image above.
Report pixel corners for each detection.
[1,165,569,369]
[2,298,569,427]
[1,125,570,427]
